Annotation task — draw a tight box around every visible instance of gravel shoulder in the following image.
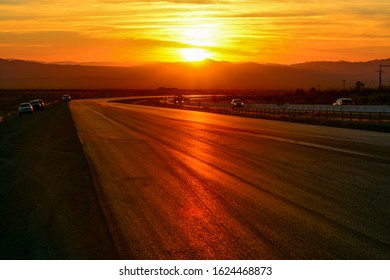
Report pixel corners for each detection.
[0,102,118,259]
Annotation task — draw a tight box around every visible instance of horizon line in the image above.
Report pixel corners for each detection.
[2,57,390,68]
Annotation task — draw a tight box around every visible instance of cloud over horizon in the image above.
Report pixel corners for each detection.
[1,0,390,64]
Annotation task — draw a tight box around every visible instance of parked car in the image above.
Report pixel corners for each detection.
[333,98,355,106]
[62,94,71,101]
[231,99,244,108]
[18,102,34,115]
[30,99,44,111]
[36,99,46,109]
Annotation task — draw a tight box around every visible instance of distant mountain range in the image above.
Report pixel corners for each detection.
[1,58,389,90]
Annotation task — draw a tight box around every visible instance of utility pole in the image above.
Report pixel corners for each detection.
[342,79,346,90]
[379,64,390,89]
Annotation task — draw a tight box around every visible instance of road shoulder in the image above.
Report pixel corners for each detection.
[0,102,118,259]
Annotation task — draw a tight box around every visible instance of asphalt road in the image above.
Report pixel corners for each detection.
[0,102,118,259]
[70,99,390,260]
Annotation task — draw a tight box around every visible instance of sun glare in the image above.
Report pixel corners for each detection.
[182,28,215,47]
[180,48,212,62]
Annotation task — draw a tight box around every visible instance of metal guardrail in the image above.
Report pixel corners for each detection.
[249,104,390,113]
[158,101,390,126]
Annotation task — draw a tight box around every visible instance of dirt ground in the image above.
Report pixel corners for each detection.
[0,102,118,259]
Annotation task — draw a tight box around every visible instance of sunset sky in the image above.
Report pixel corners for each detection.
[1,0,390,65]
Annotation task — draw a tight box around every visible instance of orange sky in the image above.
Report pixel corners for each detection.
[1,0,390,65]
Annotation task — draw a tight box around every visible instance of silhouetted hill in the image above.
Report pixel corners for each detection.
[291,59,390,88]
[1,58,389,89]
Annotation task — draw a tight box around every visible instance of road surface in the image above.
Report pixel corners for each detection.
[70,99,390,259]
[0,102,117,259]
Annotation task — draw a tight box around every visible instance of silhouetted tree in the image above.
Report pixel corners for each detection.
[355,81,365,91]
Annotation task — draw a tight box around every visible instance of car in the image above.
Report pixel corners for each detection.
[18,102,34,115]
[173,95,184,105]
[231,99,244,108]
[62,94,71,101]
[30,99,44,111]
[333,98,355,106]
[36,99,46,109]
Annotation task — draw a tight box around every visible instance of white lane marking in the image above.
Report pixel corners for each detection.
[239,130,387,160]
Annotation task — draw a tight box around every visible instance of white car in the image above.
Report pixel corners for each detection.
[30,99,44,111]
[231,99,244,107]
[333,98,355,106]
[18,102,34,115]
[62,94,71,101]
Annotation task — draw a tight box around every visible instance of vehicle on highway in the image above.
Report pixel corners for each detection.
[333,98,355,106]
[30,99,44,111]
[173,95,184,105]
[36,99,46,109]
[62,94,71,102]
[18,102,34,115]
[231,99,244,108]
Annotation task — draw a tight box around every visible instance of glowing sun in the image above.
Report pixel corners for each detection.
[180,48,212,62]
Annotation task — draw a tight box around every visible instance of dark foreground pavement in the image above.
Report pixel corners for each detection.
[0,102,118,259]
[71,100,390,259]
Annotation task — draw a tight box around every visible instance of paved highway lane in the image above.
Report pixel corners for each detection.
[70,99,390,259]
